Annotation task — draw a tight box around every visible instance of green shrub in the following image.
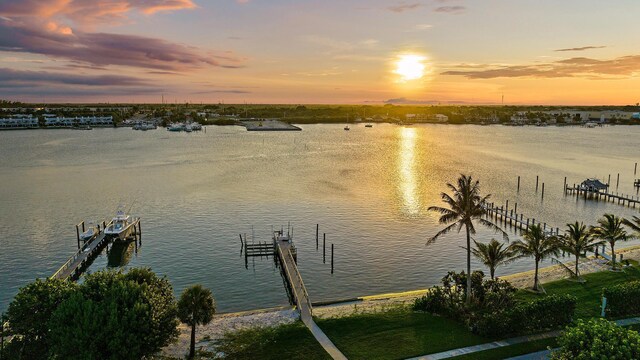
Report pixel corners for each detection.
[603,280,640,317]
[552,318,640,359]
[413,287,448,314]
[472,294,576,337]
[520,294,576,331]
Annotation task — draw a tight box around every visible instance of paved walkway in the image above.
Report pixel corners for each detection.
[405,317,640,360]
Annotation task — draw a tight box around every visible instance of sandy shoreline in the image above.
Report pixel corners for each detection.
[162,244,640,358]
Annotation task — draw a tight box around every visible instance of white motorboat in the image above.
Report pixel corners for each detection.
[167,123,184,132]
[344,125,350,131]
[80,223,98,241]
[104,210,136,240]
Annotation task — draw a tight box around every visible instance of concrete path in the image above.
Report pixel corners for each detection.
[405,317,640,360]
[405,331,560,360]
[505,349,553,360]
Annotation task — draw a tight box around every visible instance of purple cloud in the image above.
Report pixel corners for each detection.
[387,3,422,13]
[0,18,242,71]
[554,45,606,52]
[434,6,465,14]
[0,0,243,71]
[0,67,150,86]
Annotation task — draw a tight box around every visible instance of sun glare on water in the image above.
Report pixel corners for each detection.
[394,54,426,82]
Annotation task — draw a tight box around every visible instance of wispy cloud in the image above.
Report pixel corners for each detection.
[0,0,197,26]
[442,55,640,79]
[434,6,465,14]
[554,45,606,52]
[0,67,150,86]
[387,2,422,13]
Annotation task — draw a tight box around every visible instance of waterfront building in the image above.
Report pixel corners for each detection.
[0,115,39,129]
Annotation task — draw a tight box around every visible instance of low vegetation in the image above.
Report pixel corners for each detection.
[551,319,640,359]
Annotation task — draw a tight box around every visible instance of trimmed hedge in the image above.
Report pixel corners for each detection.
[603,280,640,317]
[473,294,577,337]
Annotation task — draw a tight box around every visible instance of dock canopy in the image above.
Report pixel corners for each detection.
[580,178,608,192]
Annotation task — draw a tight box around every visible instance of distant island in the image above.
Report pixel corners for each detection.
[1,99,640,130]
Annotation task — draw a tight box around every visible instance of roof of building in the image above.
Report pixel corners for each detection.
[581,178,608,190]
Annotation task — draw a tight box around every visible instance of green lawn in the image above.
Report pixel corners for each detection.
[316,308,493,360]
[210,322,331,360]
[515,265,640,319]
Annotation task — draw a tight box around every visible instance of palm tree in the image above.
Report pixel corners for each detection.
[559,222,602,279]
[472,238,516,280]
[623,216,640,238]
[428,174,507,303]
[510,224,560,292]
[591,214,628,269]
[177,285,216,359]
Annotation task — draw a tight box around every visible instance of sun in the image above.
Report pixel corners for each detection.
[394,54,426,82]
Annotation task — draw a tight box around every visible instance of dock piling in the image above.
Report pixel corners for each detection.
[331,244,334,274]
[517,176,520,192]
[536,176,539,191]
[542,183,545,199]
[635,162,638,176]
[323,234,326,263]
[617,173,620,189]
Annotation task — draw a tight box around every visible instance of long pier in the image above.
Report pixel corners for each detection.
[51,218,141,280]
[242,227,346,360]
[565,185,640,208]
[482,202,560,236]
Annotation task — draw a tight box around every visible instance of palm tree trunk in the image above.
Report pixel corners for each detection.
[575,254,580,278]
[611,242,616,269]
[465,223,471,304]
[189,323,196,359]
[533,259,540,291]
[490,267,495,280]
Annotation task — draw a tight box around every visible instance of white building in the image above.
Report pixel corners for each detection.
[0,116,39,129]
[44,116,113,127]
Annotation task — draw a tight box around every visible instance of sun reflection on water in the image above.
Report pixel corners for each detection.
[399,127,420,216]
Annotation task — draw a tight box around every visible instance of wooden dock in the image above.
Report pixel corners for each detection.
[565,185,640,208]
[242,227,346,360]
[482,202,560,236]
[51,218,141,280]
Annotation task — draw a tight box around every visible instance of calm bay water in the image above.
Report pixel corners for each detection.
[0,124,638,313]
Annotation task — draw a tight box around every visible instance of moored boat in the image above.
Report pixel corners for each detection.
[104,210,136,241]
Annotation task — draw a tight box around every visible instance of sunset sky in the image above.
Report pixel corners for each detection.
[1,0,639,104]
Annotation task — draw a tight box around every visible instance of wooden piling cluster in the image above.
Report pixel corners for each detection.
[565,184,640,208]
[482,202,560,236]
[634,179,640,188]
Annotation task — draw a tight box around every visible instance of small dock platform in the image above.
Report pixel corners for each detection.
[51,218,141,280]
[565,185,640,208]
[634,179,639,188]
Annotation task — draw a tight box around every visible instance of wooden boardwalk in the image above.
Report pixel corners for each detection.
[482,202,560,236]
[272,232,347,360]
